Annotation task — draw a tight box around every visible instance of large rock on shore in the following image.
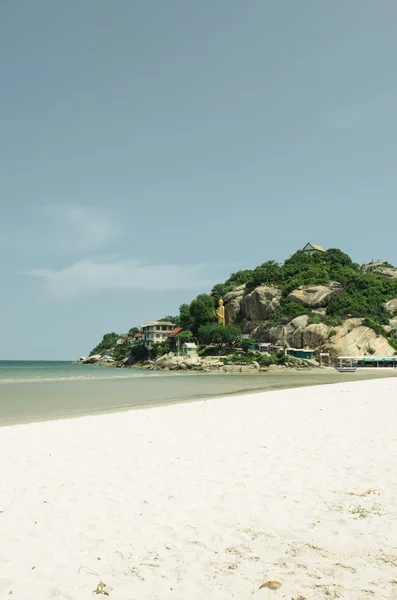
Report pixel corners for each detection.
[241,285,282,332]
[250,315,394,359]
[288,282,343,308]
[325,318,395,359]
[302,323,330,348]
[223,284,246,325]
[283,315,309,348]
[251,317,330,349]
[81,354,102,364]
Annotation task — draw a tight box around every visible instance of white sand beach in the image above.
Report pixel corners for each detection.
[1,379,397,599]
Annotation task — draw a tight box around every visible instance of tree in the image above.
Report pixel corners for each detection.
[128,327,139,337]
[129,344,149,363]
[189,294,215,332]
[177,330,195,344]
[151,342,169,358]
[89,332,119,356]
[240,337,255,353]
[317,248,356,269]
[210,283,228,303]
[179,303,193,330]
[197,324,241,347]
[197,324,223,345]
[246,261,282,291]
[220,325,242,347]
[159,316,180,326]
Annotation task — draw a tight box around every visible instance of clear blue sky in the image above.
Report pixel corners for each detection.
[1,0,397,360]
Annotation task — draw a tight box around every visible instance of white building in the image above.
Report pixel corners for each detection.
[182,342,198,356]
[139,321,175,350]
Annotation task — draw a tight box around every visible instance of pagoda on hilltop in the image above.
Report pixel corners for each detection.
[300,242,326,256]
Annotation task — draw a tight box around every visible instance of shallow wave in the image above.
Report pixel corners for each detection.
[0,372,171,385]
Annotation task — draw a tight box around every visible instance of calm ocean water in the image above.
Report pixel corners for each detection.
[1,361,396,427]
[0,360,161,384]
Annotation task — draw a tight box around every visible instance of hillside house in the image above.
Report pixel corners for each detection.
[139,321,176,350]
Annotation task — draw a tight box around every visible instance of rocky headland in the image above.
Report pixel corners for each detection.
[79,248,397,371]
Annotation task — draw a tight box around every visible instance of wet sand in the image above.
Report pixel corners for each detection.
[1,367,397,427]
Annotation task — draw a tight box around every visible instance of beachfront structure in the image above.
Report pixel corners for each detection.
[337,356,397,368]
[251,342,281,354]
[319,352,331,366]
[139,321,176,350]
[182,342,198,356]
[300,242,326,255]
[286,348,315,360]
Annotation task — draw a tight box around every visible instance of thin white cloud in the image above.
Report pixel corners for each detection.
[39,205,119,254]
[27,257,219,300]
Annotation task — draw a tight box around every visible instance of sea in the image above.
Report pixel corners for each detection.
[1,360,396,427]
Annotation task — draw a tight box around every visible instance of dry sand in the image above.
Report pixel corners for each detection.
[1,378,397,599]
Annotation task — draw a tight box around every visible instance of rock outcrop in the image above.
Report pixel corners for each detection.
[284,315,309,348]
[302,323,330,349]
[81,354,102,364]
[79,354,116,366]
[137,353,262,372]
[288,282,343,308]
[240,286,281,332]
[249,314,395,360]
[362,262,397,280]
[383,298,397,313]
[223,284,246,325]
[389,316,397,328]
[152,353,202,371]
[324,318,395,358]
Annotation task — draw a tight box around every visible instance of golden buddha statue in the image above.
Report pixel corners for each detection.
[215,298,225,326]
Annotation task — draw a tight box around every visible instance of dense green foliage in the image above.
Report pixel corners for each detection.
[129,344,149,362]
[89,332,120,356]
[206,249,397,334]
[112,345,130,362]
[197,324,242,347]
[190,295,216,331]
[128,327,139,337]
[151,342,169,358]
[240,337,256,353]
[158,316,180,326]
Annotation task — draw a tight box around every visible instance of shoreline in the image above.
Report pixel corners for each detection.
[2,367,397,428]
[1,378,397,598]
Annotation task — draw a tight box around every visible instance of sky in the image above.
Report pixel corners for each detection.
[1,0,397,360]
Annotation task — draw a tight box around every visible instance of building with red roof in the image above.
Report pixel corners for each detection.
[169,327,183,338]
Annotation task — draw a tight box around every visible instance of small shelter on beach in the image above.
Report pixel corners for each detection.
[251,342,281,354]
[286,348,315,360]
[337,356,397,368]
[182,342,198,357]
